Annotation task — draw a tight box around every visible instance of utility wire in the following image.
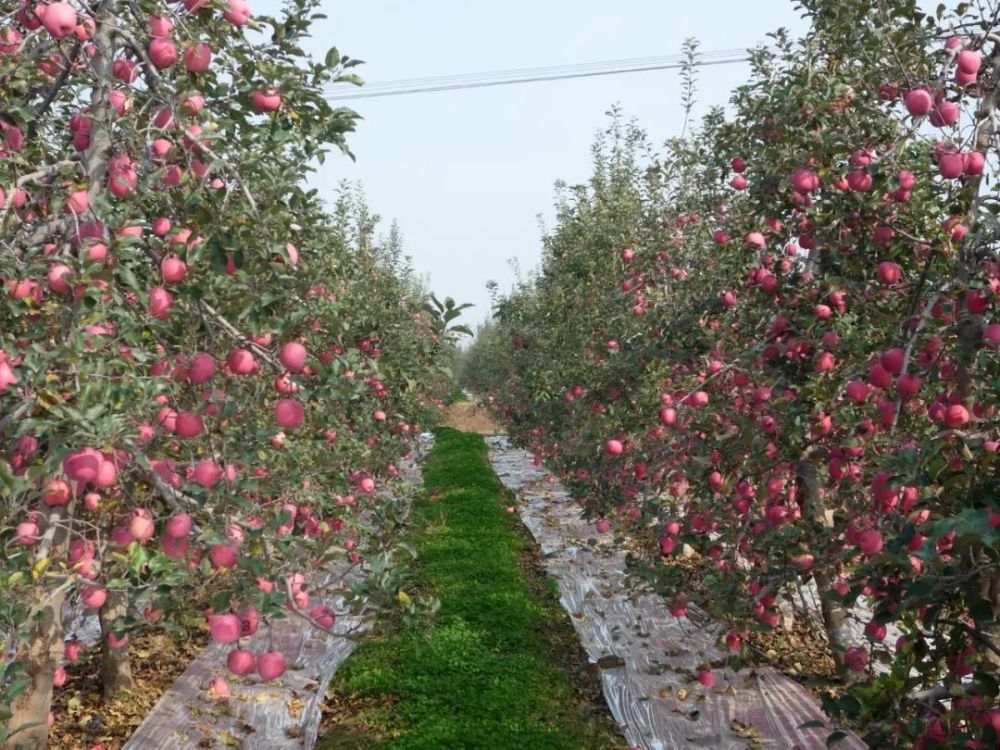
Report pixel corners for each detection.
[326,50,747,92]
[324,51,750,101]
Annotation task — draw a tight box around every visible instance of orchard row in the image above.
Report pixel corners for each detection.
[463,1,1000,747]
[1,2,462,748]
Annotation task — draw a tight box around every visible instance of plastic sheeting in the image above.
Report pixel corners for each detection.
[487,436,866,750]
[124,451,427,749]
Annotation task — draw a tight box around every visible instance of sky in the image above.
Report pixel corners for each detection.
[257,0,809,329]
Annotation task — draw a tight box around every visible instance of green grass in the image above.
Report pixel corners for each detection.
[447,384,470,404]
[320,428,618,750]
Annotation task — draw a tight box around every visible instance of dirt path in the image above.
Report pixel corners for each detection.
[438,398,500,434]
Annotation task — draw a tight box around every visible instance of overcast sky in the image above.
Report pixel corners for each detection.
[257,0,809,328]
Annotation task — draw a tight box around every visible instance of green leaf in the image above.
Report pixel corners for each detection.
[826,731,848,747]
[336,73,364,87]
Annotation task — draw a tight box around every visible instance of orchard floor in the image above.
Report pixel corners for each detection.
[54,419,861,749]
[49,623,208,750]
[438,398,500,435]
[318,428,624,749]
[485,436,865,750]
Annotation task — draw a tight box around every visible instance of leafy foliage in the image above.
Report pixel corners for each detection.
[464,1,1000,746]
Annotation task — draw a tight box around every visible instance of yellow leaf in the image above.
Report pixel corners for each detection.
[397,590,412,607]
[32,558,50,580]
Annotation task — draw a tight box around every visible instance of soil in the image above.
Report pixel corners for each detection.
[49,623,208,750]
[438,401,500,434]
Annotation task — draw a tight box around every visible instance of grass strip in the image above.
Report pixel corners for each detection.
[319,427,621,750]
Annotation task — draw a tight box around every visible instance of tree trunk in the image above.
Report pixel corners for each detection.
[4,588,66,750]
[98,590,133,700]
[795,459,858,680]
[980,563,1000,670]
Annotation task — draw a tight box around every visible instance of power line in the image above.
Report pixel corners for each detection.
[324,51,750,101]
[324,51,749,98]
[325,50,747,93]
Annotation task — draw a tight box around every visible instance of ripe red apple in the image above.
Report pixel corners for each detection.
[148,287,173,319]
[209,544,237,569]
[880,348,905,374]
[129,509,155,543]
[252,88,282,113]
[15,521,39,544]
[81,585,107,609]
[174,411,204,438]
[945,404,970,428]
[161,534,189,559]
[64,641,81,663]
[188,354,216,384]
[209,614,242,643]
[66,188,89,215]
[149,38,178,69]
[938,150,965,178]
[858,529,884,555]
[227,648,255,675]
[257,650,286,681]
[38,2,78,39]
[790,554,814,570]
[208,677,230,699]
[193,459,223,487]
[847,170,873,191]
[904,88,932,116]
[896,373,920,399]
[44,264,73,295]
[148,14,174,37]
[869,363,893,389]
[956,49,981,74]
[64,447,104,482]
[876,261,902,285]
[165,514,193,538]
[183,42,212,73]
[152,217,171,236]
[275,399,305,429]
[278,342,307,372]
[815,351,836,373]
[964,151,985,175]
[42,479,72,507]
[843,646,869,672]
[226,348,255,375]
[161,255,187,284]
[791,169,819,193]
[845,379,869,403]
[309,603,336,629]
[225,0,252,25]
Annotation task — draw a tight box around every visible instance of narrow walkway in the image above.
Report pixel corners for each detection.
[124,450,427,750]
[321,428,622,749]
[487,436,866,750]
